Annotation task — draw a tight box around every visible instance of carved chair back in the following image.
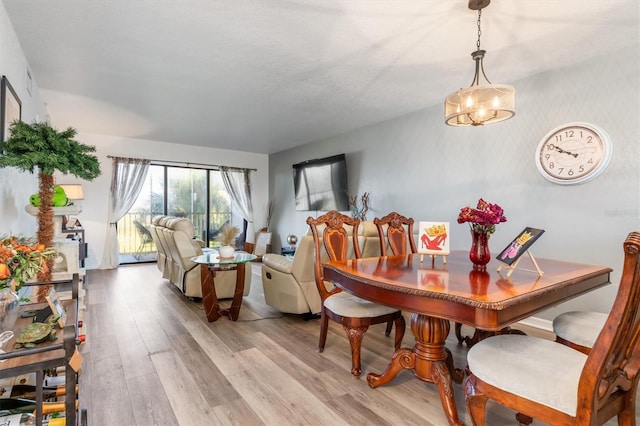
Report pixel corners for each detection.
[374,212,417,256]
[307,211,361,302]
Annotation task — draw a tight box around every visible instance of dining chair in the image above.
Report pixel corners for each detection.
[307,210,406,377]
[464,231,640,426]
[552,310,608,355]
[373,212,416,337]
[374,211,417,256]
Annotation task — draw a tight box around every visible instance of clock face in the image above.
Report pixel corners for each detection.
[535,122,612,185]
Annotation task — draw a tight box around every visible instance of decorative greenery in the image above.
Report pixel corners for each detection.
[0,121,101,177]
[348,192,370,221]
[457,198,507,235]
[0,235,57,292]
[215,223,240,246]
[0,121,101,285]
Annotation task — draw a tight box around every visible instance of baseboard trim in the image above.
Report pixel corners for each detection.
[518,316,553,333]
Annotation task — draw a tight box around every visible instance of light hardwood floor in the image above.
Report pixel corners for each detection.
[79,263,634,426]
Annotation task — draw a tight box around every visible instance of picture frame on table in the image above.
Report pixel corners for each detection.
[0,76,22,142]
[496,227,545,266]
[417,221,450,255]
[45,287,67,328]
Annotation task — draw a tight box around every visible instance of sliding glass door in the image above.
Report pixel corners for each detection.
[117,164,241,263]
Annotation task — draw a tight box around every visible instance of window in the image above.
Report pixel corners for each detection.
[117,164,242,262]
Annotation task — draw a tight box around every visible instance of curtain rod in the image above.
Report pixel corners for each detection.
[106,155,257,172]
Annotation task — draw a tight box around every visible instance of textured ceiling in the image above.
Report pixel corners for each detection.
[3,0,638,154]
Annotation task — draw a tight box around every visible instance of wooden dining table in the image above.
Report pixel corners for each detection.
[322,250,612,426]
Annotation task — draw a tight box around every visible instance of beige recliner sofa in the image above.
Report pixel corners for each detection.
[150,215,172,280]
[150,215,251,299]
[261,221,384,316]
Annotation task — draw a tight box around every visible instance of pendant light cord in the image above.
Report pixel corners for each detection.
[476,8,482,50]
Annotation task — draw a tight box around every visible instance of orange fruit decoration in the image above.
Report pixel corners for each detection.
[0,263,9,280]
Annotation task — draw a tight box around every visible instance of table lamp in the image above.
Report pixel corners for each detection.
[59,184,83,229]
[59,184,84,203]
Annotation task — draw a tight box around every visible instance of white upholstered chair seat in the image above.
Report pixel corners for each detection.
[467,334,587,416]
[324,292,400,318]
[552,311,608,349]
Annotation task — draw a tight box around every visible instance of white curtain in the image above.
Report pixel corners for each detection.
[220,167,255,243]
[101,157,150,268]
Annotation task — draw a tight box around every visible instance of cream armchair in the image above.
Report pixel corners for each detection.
[150,215,251,299]
[262,235,322,316]
[150,215,172,280]
[360,221,383,258]
[261,221,383,316]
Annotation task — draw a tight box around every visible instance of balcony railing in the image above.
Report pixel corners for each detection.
[117,212,156,262]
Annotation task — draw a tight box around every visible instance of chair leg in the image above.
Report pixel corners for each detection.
[385,320,393,336]
[393,316,406,349]
[344,325,368,377]
[318,309,329,352]
[617,389,637,425]
[466,395,488,426]
[465,378,488,426]
[455,321,464,344]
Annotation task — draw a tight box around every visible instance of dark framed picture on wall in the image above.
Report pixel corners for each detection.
[1,75,22,141]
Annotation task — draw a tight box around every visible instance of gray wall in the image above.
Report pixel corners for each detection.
[268,46,640,323]
[0,2,49,235]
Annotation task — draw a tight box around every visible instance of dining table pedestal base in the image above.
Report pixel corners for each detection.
[455,322,527,347]
[367,313,464,426]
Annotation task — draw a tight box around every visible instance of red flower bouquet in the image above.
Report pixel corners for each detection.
[457,198,507,235]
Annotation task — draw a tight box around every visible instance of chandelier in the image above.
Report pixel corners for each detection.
[444,0,515,127]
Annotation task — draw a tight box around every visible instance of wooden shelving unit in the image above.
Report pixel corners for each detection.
[0,274,86,425]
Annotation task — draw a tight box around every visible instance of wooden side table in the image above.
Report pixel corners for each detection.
[0,274,83,426]
[192,252,257,321]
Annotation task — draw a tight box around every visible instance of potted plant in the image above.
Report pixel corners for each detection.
[0,121,101,289]
[215,223,240,258]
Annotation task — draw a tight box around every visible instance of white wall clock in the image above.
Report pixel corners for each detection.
[535,122,613,185]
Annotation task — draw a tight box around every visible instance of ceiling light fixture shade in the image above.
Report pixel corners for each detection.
[444,0,515,127]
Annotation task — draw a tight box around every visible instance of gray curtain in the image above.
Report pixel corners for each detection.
[101,156,150,268]
[220,167,255,243]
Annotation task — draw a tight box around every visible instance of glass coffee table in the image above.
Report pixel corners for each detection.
[192,252,257,321]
